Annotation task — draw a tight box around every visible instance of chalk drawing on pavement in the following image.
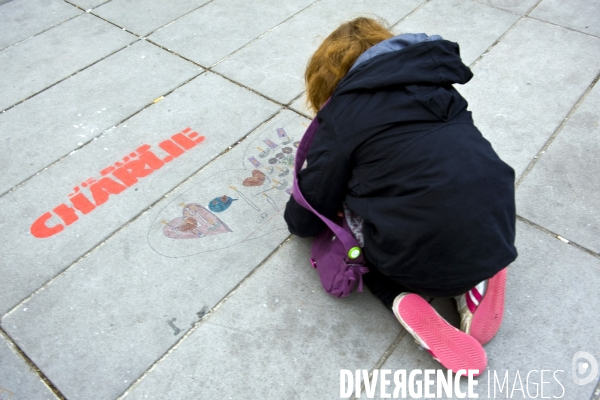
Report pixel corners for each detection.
[147,113,307,258]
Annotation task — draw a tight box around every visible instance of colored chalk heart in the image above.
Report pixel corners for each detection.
[163,203,231,239]
[243,169,266,186]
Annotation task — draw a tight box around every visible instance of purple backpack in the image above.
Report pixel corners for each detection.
[292,113,369,297]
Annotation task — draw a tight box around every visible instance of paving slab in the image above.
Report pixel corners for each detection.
[530,0,600,37]
[93,0,211,37]
[212,0,425,104]
[392,0,519,66]
[1,111,318,400]
[289,93,312,118]
[67,0,109,9]
[0,13,136,111]
[517,82,600,254]
[122,235,399,400]
[474,0,538,14]
[149,0,316,67]
[0,1,599,399]
[0,72,280,316]
[0,332,58,400]
[376,221,600,399]
[457,17,600,177]
[0,40,201,196]
[0,0,82,50]
[365,298,459,399]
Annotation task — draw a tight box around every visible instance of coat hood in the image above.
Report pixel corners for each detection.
[336,38,473,95]
[321,37,475,129]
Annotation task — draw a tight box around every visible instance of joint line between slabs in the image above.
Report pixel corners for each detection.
[63,0,112,12]
[0,327,66,400]
[146,26,294,107]
[525,0,545,16]
[350,330,408,400]
[208,0,323,69]
[0,13,81,53]
[515,70,600,188]
[467,0,568,73]
[525,15,600,39]
[2,0,118,53]
[282,101,315,122]
[590,375,600,400]
[146,39,208,69]
[88,10,137,33]
[132,0,217,38]
[516,215,600,259]
[207,68,289,107]
[1,107,284,319]
[286,91,305,108]
[149,41,296,123]
[115,235,294,399]
[0,7,144,114]
[0,35,138,114]
[471,0,522,16]
[390,0,432,29]
[66,0,217,39]
[63,1,145,36]
[468,0,546,69]
[63,0,114,11]
[370,329,409,372]
[467,15,523,69]
[471,0,542,16]
[285,93,312,119]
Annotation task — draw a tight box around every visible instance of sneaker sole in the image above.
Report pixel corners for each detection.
[470,268,507,345]
[393,294,487,375]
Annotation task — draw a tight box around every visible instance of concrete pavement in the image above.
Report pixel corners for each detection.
[1,0,599,399]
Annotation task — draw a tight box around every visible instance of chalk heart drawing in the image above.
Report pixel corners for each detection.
[163,203,231,239]
[147,113,308,258]
[243,169,266,186]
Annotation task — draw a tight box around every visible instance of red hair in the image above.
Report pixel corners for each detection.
[305,17,393,114]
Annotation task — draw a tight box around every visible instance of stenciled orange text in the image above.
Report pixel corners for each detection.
[30,128,205,238]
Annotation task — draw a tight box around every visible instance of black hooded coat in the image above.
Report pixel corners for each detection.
[284,39,517,292]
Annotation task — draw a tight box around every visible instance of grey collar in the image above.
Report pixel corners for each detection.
[350,33,443,72]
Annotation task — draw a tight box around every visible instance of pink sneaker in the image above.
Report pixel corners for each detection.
[455,268,507,345]
[393,293,487,375]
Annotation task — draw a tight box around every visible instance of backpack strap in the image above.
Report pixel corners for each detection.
[292,111,362,257]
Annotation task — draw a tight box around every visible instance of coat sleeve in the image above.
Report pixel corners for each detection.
[284,113,350,237]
